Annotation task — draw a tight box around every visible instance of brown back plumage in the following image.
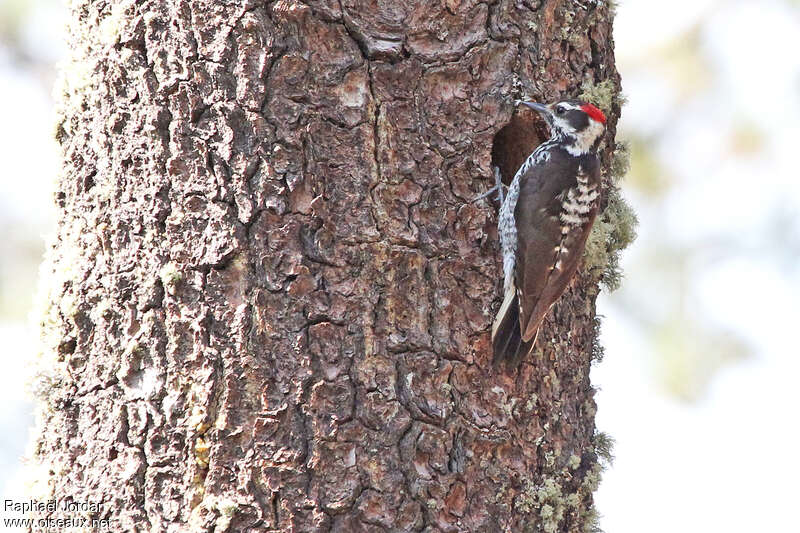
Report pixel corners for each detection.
[515,151,601,342]
[492,149,601,366]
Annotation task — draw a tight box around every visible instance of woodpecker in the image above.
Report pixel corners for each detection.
[491,99,606,366]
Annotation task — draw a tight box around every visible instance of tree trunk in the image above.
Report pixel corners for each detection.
[32,1,622,531]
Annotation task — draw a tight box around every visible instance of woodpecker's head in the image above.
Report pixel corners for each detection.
[520,99,606,155]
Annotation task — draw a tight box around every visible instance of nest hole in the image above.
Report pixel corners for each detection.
[490,107,550,187]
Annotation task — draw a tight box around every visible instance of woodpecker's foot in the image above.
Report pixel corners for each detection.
[471,186,500,203]
[471,167,506,204]
[494,166,505,204]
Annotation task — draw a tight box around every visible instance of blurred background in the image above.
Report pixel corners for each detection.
[0,0,798,531]
[0,0,64,508]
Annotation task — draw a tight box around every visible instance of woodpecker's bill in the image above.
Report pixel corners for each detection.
[492,99,606,366]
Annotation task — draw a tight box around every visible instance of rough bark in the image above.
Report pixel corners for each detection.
[32,1,621,532]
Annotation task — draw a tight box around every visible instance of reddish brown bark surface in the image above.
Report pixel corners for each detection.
[33,1,621,531]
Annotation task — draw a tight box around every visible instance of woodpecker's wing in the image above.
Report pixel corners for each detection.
[515,155,601,342]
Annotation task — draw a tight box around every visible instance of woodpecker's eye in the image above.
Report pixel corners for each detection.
[555,105,567,116]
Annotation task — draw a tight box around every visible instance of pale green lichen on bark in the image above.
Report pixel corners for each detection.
[584,185,638,291]
[515,457,608,533]
[583,140,638,291]
[514,430,617,533]
[593,431,616,466]
[559,9,576,42]
[579,79,627,112]
[568,454,582,470]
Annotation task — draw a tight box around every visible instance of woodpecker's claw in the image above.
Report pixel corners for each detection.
[471,167,506,204]
[471,186,499,203]
[494,166,505,204]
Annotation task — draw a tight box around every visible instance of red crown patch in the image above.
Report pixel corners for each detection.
[580,104,606,124]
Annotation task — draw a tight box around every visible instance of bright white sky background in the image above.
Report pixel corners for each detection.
[1,0,799,531]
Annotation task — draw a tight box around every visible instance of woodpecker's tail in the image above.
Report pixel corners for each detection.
[491,288,536,368]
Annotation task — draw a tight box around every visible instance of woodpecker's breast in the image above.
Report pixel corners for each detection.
[552,165,599,270]
[558,166,599,227]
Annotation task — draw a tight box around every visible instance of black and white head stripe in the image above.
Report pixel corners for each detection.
[548,100,606,155]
